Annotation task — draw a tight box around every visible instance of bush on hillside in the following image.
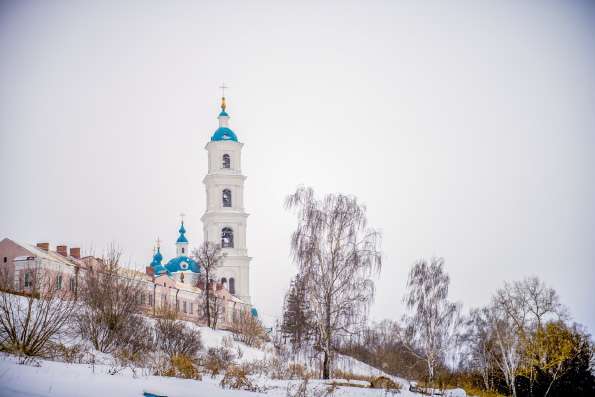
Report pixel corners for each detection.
[369,375,401,391]
[201,346,236,376]
[154,316,202,359]
[230,311,268,348]
[220,364,267,392]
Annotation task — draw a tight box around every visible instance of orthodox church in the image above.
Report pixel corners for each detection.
[148,93,252,305]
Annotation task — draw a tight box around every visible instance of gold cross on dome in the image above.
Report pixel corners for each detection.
[180,212,185,223]
[155,237,161,249]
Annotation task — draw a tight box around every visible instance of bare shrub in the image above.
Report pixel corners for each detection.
[230,310,267,348]
[286,377,336,397]
[333,369,372,383]
[165,354,202,380]
[76,246,145,353]
[0,265,76,357]
[44,342,88,363]
[202,346,236,376]
[154,316,202,359]
[220,363,267,392]
[369,376,401,391]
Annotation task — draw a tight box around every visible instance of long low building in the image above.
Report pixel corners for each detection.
[0,237,252,328]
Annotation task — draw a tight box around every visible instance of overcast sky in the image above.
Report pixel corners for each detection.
[1,1,594,332]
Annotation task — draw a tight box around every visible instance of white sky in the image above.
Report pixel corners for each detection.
[1,1,594,332]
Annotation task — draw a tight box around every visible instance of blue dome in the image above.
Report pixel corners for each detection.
[151,248,163,267]
[219,111,229,117]
[166,256,201,273]
[211,127,238,142]
[177,221,188,243]
[251,307,258,318]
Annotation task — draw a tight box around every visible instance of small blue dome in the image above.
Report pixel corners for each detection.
[251,307,258,318]
[166,256,201,273]
[211,127,238,142]
[177,221,188,243]
[151,248,163,267]
[219,111,229,117]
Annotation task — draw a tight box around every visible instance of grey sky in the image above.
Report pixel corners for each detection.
[1,1,594,332]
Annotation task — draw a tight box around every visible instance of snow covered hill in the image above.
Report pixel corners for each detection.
[0,325,467,397]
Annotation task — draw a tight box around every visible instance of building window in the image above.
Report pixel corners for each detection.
[190,302,193,314]
[221,227,234,248]
[222,154,230,169]
[3,257,6,263]
[229,277,236,294]
[180,273,185,283]
[222,189,232,207]
[183,301,187,313]
[69,278,75,291]
[161,295,167,308]
[24,272,32,288]
[149,294,153,306]
[56,275,62,290]
[221,277,227,285]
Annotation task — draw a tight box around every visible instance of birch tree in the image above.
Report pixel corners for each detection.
[285,186,382,379]
[402,257,461,387]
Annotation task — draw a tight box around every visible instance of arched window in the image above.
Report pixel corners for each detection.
[221,277,227,285]
[222,189,232,207]
[229,277,236,294]
[221,227,234,248]
[222,154,230,169]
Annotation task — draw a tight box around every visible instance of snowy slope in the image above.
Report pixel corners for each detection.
[0,323,466,397]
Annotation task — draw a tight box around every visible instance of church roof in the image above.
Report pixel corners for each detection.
[165,255,200,273]
[211,127,238,142]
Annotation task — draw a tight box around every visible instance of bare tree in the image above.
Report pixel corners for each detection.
[0,264,76,357]
[285,186,382,379]
[200,292,225,330]
[489,276,566,397]
[192,241,225,329]
[402,257,461,387]
[464,307,497,392]
[76,245,145,353]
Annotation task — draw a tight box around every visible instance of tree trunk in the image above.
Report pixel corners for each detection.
[205,271,211,328]
[323,350,330,379]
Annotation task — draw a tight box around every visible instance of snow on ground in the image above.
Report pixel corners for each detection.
[0,323,466,397]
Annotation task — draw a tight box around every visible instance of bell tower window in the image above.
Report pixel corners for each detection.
[221,227,234,248]
[222,154,230,169]
[229,277,236,294]
[222,189,232,207]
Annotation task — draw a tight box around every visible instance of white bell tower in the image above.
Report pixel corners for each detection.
[201,90,252,304]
